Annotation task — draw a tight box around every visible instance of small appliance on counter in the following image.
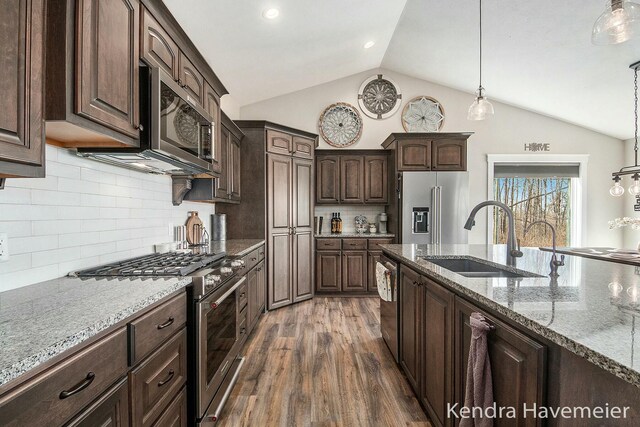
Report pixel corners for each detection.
[211,213,227,241]
[378,213,388,234]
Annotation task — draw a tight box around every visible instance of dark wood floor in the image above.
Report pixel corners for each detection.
[218,297,432,427]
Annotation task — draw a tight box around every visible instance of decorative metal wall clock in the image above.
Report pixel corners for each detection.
[401,96,445,132]
[358,74,402,119]
[318,102,363,147]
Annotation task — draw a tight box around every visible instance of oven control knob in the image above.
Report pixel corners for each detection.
[231,260,245,269]
[220,267,233,275]
[205,275,221,286]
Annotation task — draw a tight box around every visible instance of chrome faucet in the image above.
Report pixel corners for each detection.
[524,220,565,277]
[464,201,523,266]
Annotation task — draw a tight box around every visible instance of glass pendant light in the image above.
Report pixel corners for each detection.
[592,0,640,45]
[630,173,640,195]
[468,0,494,120]
[610,176,625,196]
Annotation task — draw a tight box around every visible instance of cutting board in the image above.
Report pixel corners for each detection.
[186,212,203,245]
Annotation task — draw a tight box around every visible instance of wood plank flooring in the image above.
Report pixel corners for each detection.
[218,297,432,427]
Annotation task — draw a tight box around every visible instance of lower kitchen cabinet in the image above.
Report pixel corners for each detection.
[65,379,130,427]
[399,266,422,393]
[247,260,266,329]
[454,297,546,427]
[367,251,382,292]
[342,251,368,292]
[152,387,187,427]
[316,251,341,292]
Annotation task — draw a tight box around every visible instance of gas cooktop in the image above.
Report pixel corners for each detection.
[72,251,226,277]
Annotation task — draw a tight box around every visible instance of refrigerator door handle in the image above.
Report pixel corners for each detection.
[435,186,442,244]
[431,187,437,244]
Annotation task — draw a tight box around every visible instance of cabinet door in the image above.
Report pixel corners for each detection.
[364,155,388,204]
[293,231,313,302]
[76,0,140,138]
[454,297,546,427]
[400,265,421,393]
[0,0,45,178]
[293,158,313,229]
[367,251,382,292]
[342,251,367,292]
[141,7,179,80]
[340,156,364,204]
[215,125,230,199]
[292,136,314,159]
[151,387,186,427]
[267,153,293,309]
[315,251,341,292]
[256,260,266,314]
[397,140,431,171]
[229,134,241,202]
[266,129,292,156]
[247,266,259,327]
[432,139,466,171]
[421,277,455,427]
[65,379,129,427]
[178,51,204,107]
[316,155,340,204]
[204,83,222,174]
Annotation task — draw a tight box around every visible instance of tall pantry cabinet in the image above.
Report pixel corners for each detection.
[216,121,318,310]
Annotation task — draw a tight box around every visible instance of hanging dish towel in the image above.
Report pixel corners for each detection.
[375,262,392,301]
[459,313,494,427]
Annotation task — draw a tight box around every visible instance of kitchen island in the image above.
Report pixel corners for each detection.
[382,243,640,426]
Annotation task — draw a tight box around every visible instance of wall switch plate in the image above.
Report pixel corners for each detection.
[0,233,8,262]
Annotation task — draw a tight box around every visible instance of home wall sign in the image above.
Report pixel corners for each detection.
[524,143,551,152]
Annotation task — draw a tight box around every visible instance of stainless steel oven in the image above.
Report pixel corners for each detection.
[196,275,246,424]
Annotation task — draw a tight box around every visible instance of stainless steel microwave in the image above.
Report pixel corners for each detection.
[78,67,215,175]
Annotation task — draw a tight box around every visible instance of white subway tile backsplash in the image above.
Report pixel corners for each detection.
[0,145,215,289]
[314,205,387,233]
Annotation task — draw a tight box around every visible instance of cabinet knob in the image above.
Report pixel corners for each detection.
[134,124,144,131]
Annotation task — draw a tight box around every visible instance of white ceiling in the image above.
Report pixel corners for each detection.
[163,0,640,140]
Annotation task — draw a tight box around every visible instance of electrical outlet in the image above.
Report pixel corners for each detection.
[0,233,8,262]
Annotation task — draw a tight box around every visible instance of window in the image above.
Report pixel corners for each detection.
[487,155,588,248]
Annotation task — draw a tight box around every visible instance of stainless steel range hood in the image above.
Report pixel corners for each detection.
[76,150,207,175]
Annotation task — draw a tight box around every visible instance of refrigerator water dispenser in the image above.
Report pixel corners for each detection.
[412,207,430,234]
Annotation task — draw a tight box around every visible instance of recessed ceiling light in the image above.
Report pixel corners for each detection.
[364,41,375,49]
[262,8,280,19]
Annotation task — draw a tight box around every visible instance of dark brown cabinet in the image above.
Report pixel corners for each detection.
[316,251,342,292]
[216,124,231,200]
[382,133,472,172]
[367,252,382,292]
[0,0,46,179]
[266,129,315,159]
[400,266,422,392]
[316,151,388,205]
[141,7,179,80]
[342,250,368,292]
[76,0,140,138]
[248,260,266,328]
[178,51,204,107]
[204,83,222,175]
[151,387,187,427]
[230,132,241,202]
[454,298,546,427]
[316,155,340,203]
[292,136,315,159]
[65,379,130,427]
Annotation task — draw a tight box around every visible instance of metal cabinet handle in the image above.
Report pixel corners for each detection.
[158,369,175,387]
[134,124,144,131]
[240,327,246,335]
[292,227,297,234]
[240,292,246,298]
[157,317,175,330]
[251,257,257,261]
[59,372,95,399]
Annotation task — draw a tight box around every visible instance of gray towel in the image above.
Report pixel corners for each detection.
[459,313,494,427]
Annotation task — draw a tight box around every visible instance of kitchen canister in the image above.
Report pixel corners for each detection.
[211,213,227,241]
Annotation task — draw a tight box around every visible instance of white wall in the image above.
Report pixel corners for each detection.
[221,94,241,119]
[241,68,626,247]
[0,145,215,291]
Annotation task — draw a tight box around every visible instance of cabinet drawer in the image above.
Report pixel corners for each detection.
[0,328,128,427]
[65,378,129,427]
[368,238,394,251]
[243,246,264,272]
[316,238,341,250]
[152,386,187,427]
[129,293,187,365]
[238,279,248,312]
[239,307,248,342]
[130,328,187,427]
[342,239,367,250]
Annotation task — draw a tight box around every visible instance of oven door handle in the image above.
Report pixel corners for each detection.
[209,277,246,310]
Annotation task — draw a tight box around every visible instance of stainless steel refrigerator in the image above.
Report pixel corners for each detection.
[401,171,469,244]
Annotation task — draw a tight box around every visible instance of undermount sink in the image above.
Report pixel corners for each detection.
[420,257,539,278]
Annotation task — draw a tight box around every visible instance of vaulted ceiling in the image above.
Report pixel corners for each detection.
[163,0,640,140]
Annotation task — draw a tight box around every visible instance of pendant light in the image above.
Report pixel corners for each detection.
[610,61,640,196]
[468,0,494,121]
[592,0,640,45]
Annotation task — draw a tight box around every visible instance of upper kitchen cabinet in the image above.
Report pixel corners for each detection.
[0,0,46,179]
[315,150,389,205]
[382,133,472,172]
[266,128,316,159]
[46,0,141,147]
[178,51,204,108]
[204,83,222,174]
[141,7,179,80]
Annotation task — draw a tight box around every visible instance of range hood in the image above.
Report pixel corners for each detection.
[76,149,208,175]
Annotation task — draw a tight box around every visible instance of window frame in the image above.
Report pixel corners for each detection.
[487,154,589,247]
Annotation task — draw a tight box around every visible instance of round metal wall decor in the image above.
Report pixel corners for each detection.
[358,74,402,119]
[318,102,363,147]
[401,96,445,132]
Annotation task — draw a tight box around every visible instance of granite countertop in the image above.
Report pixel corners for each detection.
[314,233,395,238]
[0,276,191,388]
[206,239,265,257]
[381,243,640,388]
